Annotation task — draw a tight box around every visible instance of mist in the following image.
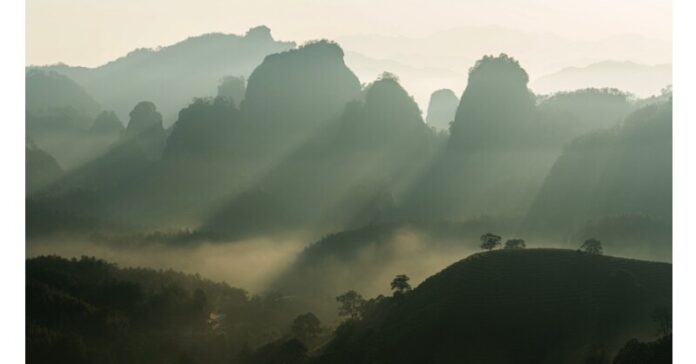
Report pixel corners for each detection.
[24,3,673,362]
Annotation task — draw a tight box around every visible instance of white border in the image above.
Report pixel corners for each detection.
[0,0,25,362]
[673,0,695,363]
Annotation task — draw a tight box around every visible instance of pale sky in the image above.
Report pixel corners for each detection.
[27,0,671,67]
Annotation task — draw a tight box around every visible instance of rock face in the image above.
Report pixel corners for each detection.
[425,88,459,131]
[403,54,553,219]
[204,74,437,236]
[237,39,362,167]
[448,54,536,152]
[123,101,166,161]
[241,40,361,132]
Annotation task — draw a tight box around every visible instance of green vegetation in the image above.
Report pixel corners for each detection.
[27,255,308,364]
[25,29,672,364]
[316,249,671,364]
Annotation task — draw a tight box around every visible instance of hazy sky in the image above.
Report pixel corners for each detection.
[27,0,671,67]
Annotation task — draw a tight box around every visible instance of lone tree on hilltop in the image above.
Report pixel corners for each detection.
[336,290,366,320]
[480,233,502,251]
[504,239,526,249]
[580,238,603,255]
[390,274,412,295]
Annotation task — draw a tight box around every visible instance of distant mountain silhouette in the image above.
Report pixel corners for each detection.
[532,61,671,98]
[28,102,170,232]
[205,73,435,236]
[26,70,129,170]
[425,89,459,131]
[524,98,672,260]
[26,69,100,117]
[403,54,555,219]
[233,39,363,174]
[34,26,295,124]
[338,27,671,82]
[317,249,671,364]
[343,51,467,111]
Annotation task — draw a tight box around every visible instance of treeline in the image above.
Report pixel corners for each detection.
[27,256,309,364]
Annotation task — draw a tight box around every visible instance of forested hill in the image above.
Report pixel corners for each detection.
[26,255,304,364]
[316,249,671,364]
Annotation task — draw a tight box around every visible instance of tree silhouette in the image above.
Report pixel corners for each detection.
[504,239,526,249]
[291,312,321,342]
[390,274,412,295]
[580,238,603,255]
[336,290,365,319]
[480,233,502,251]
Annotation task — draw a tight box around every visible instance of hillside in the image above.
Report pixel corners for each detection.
[26,256,303,364]
[524,98,672,260]
[316,249,671,364]
[26,141,62,195]
[33,26,295,124]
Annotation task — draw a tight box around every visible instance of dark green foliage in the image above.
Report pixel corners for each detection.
[336,291,366,319]
[612,334,671,364]
[390,274,412,294]
[26,256,299,364]
[237,338,308,364]
[291,313,321,343]
[480,232,502,251]
[316,249,671,364]
[581,239,604,255]
[504,238,526,249]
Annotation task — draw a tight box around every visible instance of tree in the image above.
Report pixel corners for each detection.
[580,238,603,255]
[480,233,502,251]
[291,312,321,342]
[390,274,412,295]
[504,238,526,249]
[336,290,365,319]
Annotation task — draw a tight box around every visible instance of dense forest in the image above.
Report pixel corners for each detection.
[25,25,672,363]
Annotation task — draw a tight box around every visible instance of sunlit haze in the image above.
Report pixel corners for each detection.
[27,0,671,67]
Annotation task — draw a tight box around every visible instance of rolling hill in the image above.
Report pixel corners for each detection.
[316,249,671,364]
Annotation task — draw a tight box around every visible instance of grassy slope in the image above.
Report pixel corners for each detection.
[317,249,671,364]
